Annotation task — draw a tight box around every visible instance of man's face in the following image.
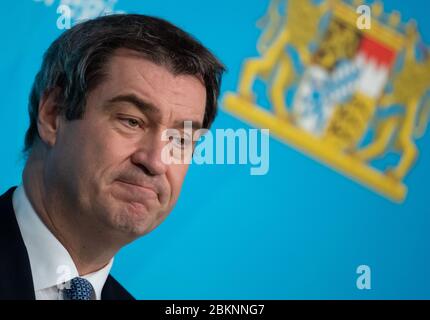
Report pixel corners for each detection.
[47,49,206,239]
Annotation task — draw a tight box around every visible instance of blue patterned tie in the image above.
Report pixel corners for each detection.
[63,277,95,300]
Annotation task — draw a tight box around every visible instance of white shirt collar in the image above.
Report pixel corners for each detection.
[12,184,113,299]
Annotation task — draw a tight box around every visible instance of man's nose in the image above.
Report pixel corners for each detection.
[130,132,169,176]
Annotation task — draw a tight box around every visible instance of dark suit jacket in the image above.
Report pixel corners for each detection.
[0,186,134,300]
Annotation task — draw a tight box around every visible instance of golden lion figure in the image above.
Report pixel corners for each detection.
[238,0,331,119]
[355,23,430,181]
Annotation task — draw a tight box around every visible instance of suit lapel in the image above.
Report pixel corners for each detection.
[0,187,35,300]
[102,275,135,300]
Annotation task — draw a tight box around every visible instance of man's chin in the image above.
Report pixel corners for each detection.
[125,200,150,217]
[109,203,158,238]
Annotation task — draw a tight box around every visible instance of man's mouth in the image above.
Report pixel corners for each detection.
[115,179,158,200]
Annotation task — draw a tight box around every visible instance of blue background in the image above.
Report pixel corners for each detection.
[1,0,429,299]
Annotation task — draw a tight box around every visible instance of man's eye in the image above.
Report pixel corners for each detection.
[119,117,141,129]
[170,135,192,149]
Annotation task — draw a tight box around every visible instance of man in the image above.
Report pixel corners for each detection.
[0,14,224,300]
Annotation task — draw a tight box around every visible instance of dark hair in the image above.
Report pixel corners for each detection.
[24,14,225,152]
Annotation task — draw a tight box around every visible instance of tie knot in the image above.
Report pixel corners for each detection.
[63,277,95,300]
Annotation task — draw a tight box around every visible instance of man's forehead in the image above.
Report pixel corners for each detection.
[105,48,205,94]
[97,48,207,127]
[106,48,203,83]
[106,49,169,84]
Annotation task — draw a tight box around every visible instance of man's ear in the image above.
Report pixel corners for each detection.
[37,88,62,147]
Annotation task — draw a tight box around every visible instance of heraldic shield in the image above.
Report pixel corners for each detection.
[224,0,430,202]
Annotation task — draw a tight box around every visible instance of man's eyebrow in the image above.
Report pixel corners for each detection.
[173,120,203,131]
[106,93,203,130]
[106,94,160,115]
